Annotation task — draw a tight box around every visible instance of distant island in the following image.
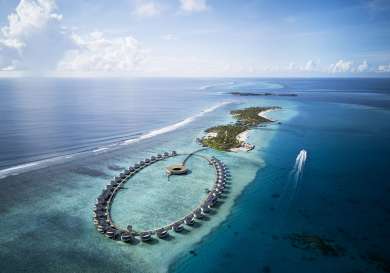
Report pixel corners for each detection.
[229,91,298,97]
[199,106,280,152]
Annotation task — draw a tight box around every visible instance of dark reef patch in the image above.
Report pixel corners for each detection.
[107,164,124,171]
[287,233,345,257]
[362,252,390,272]
[261,265,271,273]
[71,166,109,178]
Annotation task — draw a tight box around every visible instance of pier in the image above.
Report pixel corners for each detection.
[93,150,231,244]
[182,147,209,165]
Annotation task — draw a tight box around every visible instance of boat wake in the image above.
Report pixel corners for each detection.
[277,149,308,212]
[0,101,234,180]
[290,149,307,184]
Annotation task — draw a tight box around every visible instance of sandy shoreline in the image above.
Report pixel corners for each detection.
[258,109,277,122]
[230,109,277,152]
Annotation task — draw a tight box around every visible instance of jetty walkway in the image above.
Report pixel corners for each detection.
[181,148,209,165]
[92,150,231,243]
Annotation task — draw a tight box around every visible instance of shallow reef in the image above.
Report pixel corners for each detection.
[362,252,390,272]
[287,233,344,257]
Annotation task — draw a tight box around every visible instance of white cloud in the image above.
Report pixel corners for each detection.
[357,60,369,72]
[284,60,319,72]
[304,59,319,71]
[0,0,147,74]
[287,62,299,71]
[0,0,69,71]
[133,1,161,17]
[329,59,353,73]
[377,64,390,72]
[180,0,209,12]
[57,31,146,72]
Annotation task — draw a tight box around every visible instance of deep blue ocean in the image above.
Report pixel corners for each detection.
[0,78,389,273]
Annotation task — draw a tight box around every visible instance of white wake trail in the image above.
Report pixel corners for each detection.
[277,149,308,211]
[288,149,308,200]
[292,149,307,182]
[276,149,308,229]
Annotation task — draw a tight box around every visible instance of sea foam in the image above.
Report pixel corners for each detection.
[122,101,233,145]
[0,101,233,180]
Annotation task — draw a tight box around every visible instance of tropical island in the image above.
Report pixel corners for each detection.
[200,106,280,152]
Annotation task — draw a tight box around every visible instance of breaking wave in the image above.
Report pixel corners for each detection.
[199,82,236,90]
[122,101,233,145]
[0,101,233,180]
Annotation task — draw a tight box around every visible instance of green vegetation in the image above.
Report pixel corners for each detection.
[200,106,280,151]
[202,124,247,151]
[231,106,280,126]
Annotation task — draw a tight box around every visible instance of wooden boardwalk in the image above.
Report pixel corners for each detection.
[182,148,209,165]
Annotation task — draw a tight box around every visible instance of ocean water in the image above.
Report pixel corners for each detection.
[0,78,389,273]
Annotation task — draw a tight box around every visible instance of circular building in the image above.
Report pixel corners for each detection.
[166,164,188,175]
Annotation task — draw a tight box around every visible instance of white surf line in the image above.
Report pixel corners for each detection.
[0,157,66,180]
[199,81,236,90]
[92,147,109,153]
[0,162,41,179]
[122,101,234,145]
[0,101,235,180]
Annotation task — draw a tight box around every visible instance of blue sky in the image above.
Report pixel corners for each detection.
[0,0,390,77]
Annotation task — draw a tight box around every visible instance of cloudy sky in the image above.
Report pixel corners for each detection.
[0,0,390,77]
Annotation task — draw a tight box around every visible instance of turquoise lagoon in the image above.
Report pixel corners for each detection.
[0,78,389,273]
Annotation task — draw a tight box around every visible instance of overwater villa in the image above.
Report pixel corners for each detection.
[140,232,152,241]
[93,150,230,244]
[120,231,133,242]
[173,222,184,232]
[156,228,168,238]
[184,215,195,226]
[194,208,204,219]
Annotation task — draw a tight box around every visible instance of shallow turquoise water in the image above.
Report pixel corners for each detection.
[171,100,390,273]
[0,78,389,273]
[111,155,216,231]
